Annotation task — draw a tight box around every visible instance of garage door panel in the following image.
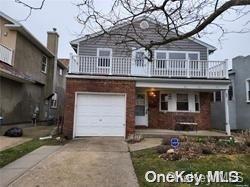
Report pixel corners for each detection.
[75,126,124,136]
[77,116,124,125]
[76,106,125,116]
[75,93,126,137]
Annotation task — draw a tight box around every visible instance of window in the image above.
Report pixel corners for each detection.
[97,48,112,67]
[59,68,63,76]
[41,56,47,73]
[195,94,200,111]
[177,94,189,111]
[246,79,250,102]
[155,51,167,68]
[135,51,145,66]
[188,53,199,61]
[214,91,222,102]
[228,84,233,101]
[136,94,145,116]
[169,52,186,60]
[160,93,169,111]
[50,93,57,108]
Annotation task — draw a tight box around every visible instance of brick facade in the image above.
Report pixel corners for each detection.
[63,78,136,138]
[147,91,212,130]
[64,78,212,138]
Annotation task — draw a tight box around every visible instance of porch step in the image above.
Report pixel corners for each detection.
[135,129,228,138]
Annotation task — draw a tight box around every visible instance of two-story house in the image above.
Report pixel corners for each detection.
[0,11,67,125]
[211,55,250,130]
[64,17,231,138]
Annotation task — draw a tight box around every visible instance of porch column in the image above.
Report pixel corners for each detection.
[224,89,231,136]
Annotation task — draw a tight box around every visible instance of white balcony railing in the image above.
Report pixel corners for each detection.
[69,55,228,79]
[0,44,13,65]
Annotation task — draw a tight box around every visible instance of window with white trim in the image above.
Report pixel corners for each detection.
[154,51,200,69]
[59,67,63,76]
[177,93,189,111]
[50,93,57,109]
[195,94,200,111]
[41,56,47,73]
[97,48,112,67]
[155,51,167,68]
[246,79,250,102]
[160,93,169,111]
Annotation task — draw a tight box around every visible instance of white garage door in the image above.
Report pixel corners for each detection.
[74,93,126,137]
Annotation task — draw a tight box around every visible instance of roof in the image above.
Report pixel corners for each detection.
[58,58,69,68]
[70,16,217,53]
[57,59,69,69]
[0,11,54,57]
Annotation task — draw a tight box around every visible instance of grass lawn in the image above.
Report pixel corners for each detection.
[0,138,64,168]
[131,148,250,187]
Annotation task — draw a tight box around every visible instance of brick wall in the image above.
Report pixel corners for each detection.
[63,78,136,138]
[147,91,212,130]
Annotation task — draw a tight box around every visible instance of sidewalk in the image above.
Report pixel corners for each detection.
[0,145,62,187]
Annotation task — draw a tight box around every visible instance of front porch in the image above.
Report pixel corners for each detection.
[135,129,228,138]
[134,79,231,135]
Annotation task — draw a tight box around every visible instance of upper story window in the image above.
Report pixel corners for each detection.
[41,56,48,73]
[155,51,167,69]
[214,91,222,102]
[160,93,169,111]
[177,93,189,111]
[154,51,200,69]
[97,48,112,67]
[246,79,250,102]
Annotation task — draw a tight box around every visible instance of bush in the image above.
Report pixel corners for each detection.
[156,145,170,154]
[201,147,213,154]
[162,136,172,145]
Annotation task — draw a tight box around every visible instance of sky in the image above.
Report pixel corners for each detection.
[1,0,250,66]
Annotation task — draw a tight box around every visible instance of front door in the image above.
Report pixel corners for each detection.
[131,49,148,76]
[135,93,148,126]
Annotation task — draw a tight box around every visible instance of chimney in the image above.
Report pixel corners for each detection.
[47,28,59,93]
[47,28,59,56]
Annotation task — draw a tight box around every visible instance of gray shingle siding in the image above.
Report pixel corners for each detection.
[78,21,208,60]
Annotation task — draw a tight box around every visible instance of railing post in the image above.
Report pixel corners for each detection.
[186,60,190,78]
[69,53,73,73]
[109,57,112,75]
[224,59,229,79]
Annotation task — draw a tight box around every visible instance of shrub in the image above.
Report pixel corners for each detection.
[156,145,170,154]
[162,136,174,145]
[201,147,213,154]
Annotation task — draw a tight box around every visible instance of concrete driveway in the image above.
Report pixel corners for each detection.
[9,137,139,187]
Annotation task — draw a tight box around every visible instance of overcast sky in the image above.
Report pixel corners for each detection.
[1,0,250,66]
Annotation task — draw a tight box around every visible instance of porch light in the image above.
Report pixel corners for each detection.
[149,91,156,97]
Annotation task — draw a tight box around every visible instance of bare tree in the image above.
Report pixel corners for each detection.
[75,0,250,59]
[15,0,46,21]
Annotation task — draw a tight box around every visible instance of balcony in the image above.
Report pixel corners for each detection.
[69,55,228,79]
[0,44,13,65]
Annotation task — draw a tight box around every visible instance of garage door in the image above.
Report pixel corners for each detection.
[74,93,126,137]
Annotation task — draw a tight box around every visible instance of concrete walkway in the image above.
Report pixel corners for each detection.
[6,137,139,187]
[136,129,228,138]
[128,138,162,152]
[0,146,62,187]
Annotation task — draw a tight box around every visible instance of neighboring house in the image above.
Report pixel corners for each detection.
[64,17,230,138]
[211,55,250,130]
[0,11,67,125]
